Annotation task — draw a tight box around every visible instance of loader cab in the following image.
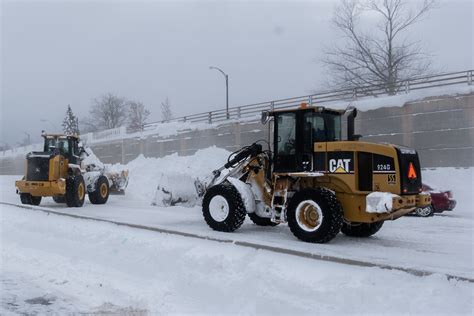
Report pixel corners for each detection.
[43,134,81,165]
[270,106,343,172]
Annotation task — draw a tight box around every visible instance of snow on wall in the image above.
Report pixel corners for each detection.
[2,85,472,159]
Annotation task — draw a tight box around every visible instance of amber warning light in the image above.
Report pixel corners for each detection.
[408,162,417,180]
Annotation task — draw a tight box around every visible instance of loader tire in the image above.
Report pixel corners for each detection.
[88,176,109,205]
[202,183,246,232]
[66,175,86,208]
[248,212,278,226]
[287,188,343,243]
[341,221,384,237]
[414,205,434,217]
[53,196,66,203]
[20,193,41,206]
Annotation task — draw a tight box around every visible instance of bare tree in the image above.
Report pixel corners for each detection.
[79,117,99,133]
[90,93,128,130]
[161,97,173,122]
[324,0,436,94]
[127,101,151,132]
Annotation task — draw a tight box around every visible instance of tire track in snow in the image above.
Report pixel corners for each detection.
[1,201,472,284]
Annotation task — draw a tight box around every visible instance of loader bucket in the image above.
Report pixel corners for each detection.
[152,173,202,207]
[107,170,129,195]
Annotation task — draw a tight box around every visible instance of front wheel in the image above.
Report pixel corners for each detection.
[88,175,110,205]
[202,183,247,232]
[341,221,384,237]
[287,188,343,243]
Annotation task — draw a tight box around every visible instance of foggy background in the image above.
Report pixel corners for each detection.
[1,0,472,145]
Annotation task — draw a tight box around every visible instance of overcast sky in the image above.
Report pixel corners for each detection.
[1,0,472,145]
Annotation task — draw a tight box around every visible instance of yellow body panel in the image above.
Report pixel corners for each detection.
[16,179,66,196]
[271,141,431,223]
[16,154,70,197]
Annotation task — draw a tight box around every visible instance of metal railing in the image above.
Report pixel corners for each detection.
[145,69,473,126]
[1,69,473,156]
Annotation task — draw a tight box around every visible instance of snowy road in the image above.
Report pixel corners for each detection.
[1,169,473,314]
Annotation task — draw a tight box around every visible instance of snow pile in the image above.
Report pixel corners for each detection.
[125,146,230,206]
[81,148,105,169]
[366,192,397,213]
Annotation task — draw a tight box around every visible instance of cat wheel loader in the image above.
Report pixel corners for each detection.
[198,104,431,243]
[15,132,128,207]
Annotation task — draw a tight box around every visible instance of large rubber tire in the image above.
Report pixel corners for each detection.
[52,196,66,203]
[414,205,434,217]
[202,183,247,232]
[30,196,42,206]
[20,193,41,206]
[88,175,110,205]
[248,212,278,226]
[65,174,86,207]
[20,193,32,205]
[287,188,343,243]
[341,221,384,237]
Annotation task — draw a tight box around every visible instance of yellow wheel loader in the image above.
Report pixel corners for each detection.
[198,105,431,243]
[15,133,128,207]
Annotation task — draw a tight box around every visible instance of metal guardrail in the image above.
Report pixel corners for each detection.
[145,69,473,127]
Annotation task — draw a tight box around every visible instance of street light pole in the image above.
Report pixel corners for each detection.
[209,66,229,119]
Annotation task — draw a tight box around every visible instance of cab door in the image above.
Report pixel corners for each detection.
[274,112,297,172]
[274,110,314,172]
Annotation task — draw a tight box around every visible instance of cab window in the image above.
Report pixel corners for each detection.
[57,138,69,156]
[277,113,296,156]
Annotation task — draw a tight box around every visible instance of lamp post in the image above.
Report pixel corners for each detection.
[23,132,31,145]
[209,66,229,119]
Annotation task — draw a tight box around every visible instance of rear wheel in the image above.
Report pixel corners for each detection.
[88,176,109,205]
[248,212,278,226]
[66,175,86,207]
[341,221,384,237]
[202,183,246,232]
[20,193,41,206]
[20,193,31,205]
[287,188,343,243]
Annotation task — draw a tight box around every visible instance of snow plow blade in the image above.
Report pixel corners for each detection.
[106,170,129,195]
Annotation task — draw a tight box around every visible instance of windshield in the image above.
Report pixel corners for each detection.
[304,112,342,142]
[44,137,70,156]
[276,112,296,156]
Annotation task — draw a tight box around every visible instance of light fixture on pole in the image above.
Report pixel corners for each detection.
[209,66,229,119]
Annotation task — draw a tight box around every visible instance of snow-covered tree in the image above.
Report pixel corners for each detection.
[161,97,173,122]
[127,101,150,132]
[62,105,80,135]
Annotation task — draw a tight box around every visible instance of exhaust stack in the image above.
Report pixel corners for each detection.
[347,108,361,141]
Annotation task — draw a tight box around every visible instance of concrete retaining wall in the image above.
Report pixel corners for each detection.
[1,93,472,175]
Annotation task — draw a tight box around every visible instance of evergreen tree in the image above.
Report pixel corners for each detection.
[62,105,80,135]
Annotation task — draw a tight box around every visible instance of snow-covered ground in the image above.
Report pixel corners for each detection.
[1,148,473,314]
